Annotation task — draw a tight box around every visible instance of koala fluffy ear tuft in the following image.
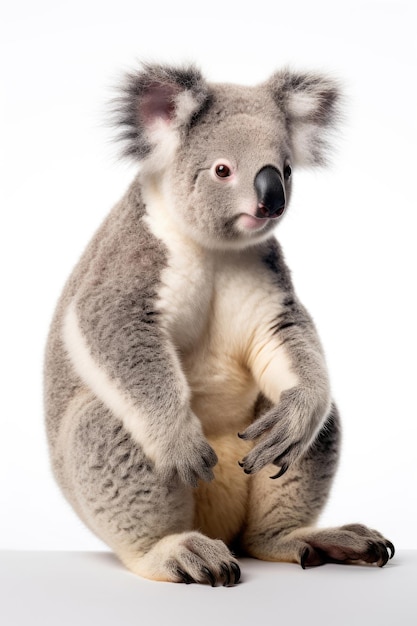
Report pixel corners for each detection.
[113,63,210,161]
[268,70,341,167]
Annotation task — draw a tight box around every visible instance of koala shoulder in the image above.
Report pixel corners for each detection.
[69,179,169,301]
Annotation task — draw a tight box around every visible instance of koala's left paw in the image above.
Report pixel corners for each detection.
[238,387,327,477]
[297,524,395,568]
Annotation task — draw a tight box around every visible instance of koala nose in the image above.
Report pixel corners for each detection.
[254,165,286,218]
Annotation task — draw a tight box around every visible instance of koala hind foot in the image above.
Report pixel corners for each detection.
[276,524,395,569]
[123,531,241,586]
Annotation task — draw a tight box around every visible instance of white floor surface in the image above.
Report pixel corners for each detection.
[1,550,415,626]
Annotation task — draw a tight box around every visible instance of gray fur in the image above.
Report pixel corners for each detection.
[44,63,393,585]
[68,394,194,555]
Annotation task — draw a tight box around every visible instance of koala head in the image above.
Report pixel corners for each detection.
[114,63,340,250]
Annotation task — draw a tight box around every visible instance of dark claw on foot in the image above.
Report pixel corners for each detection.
[230,562,241,584]
[238,460,244,468]
[300,546,310,570]
[201,566,216,587]
[386,540,395,559]
[377,542,389,567]
[220,562,231,586]
[176,567,195,584]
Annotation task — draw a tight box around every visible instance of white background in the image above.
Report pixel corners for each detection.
[1,0,416,552]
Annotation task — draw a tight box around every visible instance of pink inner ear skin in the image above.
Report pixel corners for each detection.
[139,82,180,126]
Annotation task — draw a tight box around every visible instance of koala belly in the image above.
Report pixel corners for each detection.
[193,432,253,544]
[182,340,259,545]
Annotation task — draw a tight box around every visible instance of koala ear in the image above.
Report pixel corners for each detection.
[113,63,210,161]
[268,70,341,167]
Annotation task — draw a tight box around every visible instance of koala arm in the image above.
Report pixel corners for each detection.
[239,256,331,477]
[63,280,217,487]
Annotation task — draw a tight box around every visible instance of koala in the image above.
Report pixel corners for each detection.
[44,63,394,586]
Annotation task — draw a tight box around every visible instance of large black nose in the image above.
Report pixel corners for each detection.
[254,166,286,218]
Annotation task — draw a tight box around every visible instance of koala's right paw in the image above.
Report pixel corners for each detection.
[158,416,217,487]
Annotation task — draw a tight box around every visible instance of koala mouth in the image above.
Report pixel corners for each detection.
[238,213,279,231]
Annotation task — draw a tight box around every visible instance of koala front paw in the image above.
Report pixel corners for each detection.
[238,387,328,478]
[159,414,218,487]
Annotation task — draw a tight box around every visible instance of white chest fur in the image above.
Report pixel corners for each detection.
[144,194,215,352]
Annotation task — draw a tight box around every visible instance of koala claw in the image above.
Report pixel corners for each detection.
[201,566,216,587]
[176,567,196,584]
[220,562,231,586]
[386,540,395,559]
[375,541,390,567]
[300,547,310,570]
[270,463,289,479]
[230,562,241,584]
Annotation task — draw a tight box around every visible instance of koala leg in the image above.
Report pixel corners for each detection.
[240,405,394,567]
[63,394,240,585]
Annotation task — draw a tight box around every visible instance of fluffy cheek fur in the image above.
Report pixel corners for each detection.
[153,168,235,250]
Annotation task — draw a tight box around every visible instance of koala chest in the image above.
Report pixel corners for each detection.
[156,244,259,434]
[157,236,215,352]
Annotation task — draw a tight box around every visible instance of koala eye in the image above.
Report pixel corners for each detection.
[284,163,292,181]
[215,164,232,179]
